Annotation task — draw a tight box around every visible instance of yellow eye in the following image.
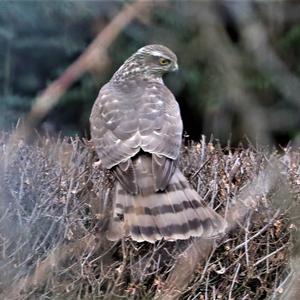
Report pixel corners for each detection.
[159,58,170,65]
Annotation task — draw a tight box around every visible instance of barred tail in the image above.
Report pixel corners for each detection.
[106,156,226,243]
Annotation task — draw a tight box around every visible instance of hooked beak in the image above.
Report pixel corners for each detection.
[172,62,179,71]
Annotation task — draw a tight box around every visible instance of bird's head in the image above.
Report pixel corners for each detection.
[135,44,178,73]
[112,44,178,83]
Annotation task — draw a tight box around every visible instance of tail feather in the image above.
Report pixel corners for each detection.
[106,155,227,243]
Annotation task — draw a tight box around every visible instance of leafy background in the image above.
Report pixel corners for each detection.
[0,0,299,145]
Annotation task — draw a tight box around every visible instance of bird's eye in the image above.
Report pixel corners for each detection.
[159,58,171,65]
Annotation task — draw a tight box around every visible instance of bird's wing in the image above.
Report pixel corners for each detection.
[139,83,183,190]
[90,82,183,193]
[90,83,142,194]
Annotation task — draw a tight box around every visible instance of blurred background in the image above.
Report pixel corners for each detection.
[0,0,300,146]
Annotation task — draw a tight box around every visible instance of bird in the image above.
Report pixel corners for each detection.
[90,44,226,243]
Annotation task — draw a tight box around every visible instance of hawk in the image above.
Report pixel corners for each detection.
[90,44,226,243]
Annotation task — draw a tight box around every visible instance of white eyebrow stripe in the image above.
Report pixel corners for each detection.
[149,50,163,56]
[137,48,171,60]
[149,50,169,58]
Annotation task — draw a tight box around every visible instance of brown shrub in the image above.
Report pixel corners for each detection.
[0,133,299,299]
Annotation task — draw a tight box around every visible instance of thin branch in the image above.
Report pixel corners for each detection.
[11,0,152,141]
[228,263,241,300]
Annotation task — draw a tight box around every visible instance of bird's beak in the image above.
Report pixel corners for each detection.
[172,62,179,71]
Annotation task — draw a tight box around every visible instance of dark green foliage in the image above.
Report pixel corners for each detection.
[0,1,119,132]
[0,1,299,144]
